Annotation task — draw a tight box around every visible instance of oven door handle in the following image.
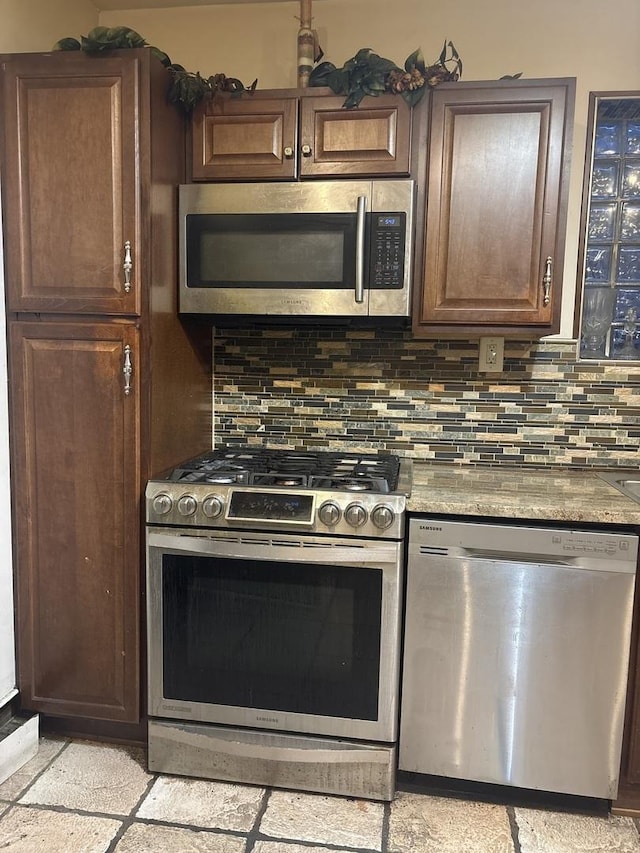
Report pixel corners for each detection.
[147,530,399,565]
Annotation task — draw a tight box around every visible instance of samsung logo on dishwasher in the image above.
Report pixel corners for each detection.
[419,525,442,531]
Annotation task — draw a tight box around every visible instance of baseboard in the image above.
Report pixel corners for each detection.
[0,706,39,787]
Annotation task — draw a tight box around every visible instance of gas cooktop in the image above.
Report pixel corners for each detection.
[169,447,404,493]
[146,446,412,539]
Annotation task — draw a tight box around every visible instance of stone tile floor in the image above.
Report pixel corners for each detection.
[1,737,640,852]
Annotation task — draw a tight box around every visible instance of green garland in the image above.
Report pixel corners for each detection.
[54,26,257,113]
[309,41,463,108]
[54,27,479,113]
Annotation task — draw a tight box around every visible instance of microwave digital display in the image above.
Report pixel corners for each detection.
[377,215,401,228]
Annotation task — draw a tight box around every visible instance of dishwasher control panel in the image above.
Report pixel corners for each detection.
[410,518,638,569]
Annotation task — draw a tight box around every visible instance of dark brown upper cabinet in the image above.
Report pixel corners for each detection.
[190,87,412,181]
[1,52,140,315]
[412,78,575,337]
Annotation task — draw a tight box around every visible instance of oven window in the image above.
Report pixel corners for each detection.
[185,213,357,288]
[161,553,382,720]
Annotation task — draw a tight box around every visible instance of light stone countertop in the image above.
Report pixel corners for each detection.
[407,463,640,526]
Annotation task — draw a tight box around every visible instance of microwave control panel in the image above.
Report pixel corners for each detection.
[369,213,406,289]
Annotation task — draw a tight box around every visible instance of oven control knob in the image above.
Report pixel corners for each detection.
[318,501,341,527]
[371,504,395,530]
[202,495,224,518]
[152,493,173,515]
[177,495,198,516]
[345,503,368,528]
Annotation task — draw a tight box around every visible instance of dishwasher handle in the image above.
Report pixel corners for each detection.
[461,547,578,566]
[414,543,637,574]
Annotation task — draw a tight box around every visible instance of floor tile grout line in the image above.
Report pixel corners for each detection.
[244,786,272,853]
[102,770,160,853]
[7,800,136,822]
[507,805,523,853]
[132,814,255,839]
[7,799,258,839]
[380,800,391,853]
[129,771,158,818]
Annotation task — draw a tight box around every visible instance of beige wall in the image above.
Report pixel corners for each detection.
[99,0,640,337]
[0,0,98,53]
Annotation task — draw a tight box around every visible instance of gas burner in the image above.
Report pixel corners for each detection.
[340,479,374,492]
[309,475,390,493]
[250,472,310,488]
[170,459,251,485]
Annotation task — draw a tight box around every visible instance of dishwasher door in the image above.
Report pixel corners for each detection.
[399,518,639,799]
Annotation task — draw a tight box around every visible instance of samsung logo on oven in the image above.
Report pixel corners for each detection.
[419,525,442,532]
[162,704,192,713]
[256,715,280,724]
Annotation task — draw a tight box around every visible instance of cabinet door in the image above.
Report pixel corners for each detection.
[414,80,574,334]
[9,321,141,722]
[299,94,411,177]
[192,96,298,180]
[0,53,139,314]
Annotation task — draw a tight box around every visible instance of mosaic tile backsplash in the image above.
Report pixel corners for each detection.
[213,327,640,469]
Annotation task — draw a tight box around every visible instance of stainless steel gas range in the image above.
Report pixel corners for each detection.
[145,446,412,801]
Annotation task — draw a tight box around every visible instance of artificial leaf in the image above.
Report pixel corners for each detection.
[404,48,424,73]
[403,88,424,108]
[86,26,110,43]
[150,46,172,67]
[53,37,81,51]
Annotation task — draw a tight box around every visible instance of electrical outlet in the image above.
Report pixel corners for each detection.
[479,337,504,373]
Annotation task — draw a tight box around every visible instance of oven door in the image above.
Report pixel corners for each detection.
[146,527,403,743]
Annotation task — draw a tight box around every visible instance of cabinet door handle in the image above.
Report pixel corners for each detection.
[355,195,367,304]
[301,143,312,157]
[123,241,133,293]
[123,344,132,396]
[283,146,294,158]
[543,256,552,306]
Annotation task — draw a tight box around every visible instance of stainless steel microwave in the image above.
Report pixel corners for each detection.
[178,179,415,320]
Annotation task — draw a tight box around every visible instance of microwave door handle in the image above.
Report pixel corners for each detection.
[355,195,367,304]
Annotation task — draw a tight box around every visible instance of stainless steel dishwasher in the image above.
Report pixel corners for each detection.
[399,518,639,799]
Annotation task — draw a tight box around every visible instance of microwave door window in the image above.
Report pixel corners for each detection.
[186,213,358,289]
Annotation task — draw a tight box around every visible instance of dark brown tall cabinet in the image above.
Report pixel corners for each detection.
[0,50,211,731]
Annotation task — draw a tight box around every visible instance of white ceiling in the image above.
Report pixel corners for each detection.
[94,0,311,8]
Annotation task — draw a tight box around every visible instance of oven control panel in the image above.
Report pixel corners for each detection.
[146,484,405,540]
